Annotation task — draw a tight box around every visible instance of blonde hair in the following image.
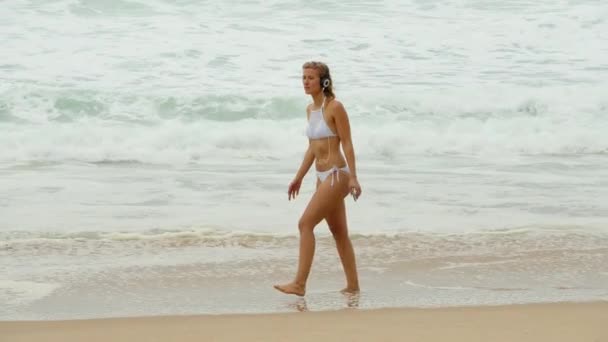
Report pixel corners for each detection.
[302,61,335,98]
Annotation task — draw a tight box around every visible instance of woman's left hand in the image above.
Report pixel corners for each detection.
[348,177,362,201]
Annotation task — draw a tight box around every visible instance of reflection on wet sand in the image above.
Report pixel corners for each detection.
[287,297,308,312]
[344,292,360,309]
[286,291,361,313]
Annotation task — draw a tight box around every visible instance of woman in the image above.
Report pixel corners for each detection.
[274,61,362,297]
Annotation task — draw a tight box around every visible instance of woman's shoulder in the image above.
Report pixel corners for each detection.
[326,98,346,113]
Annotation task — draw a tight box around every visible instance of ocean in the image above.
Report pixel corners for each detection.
[1,0,607,320]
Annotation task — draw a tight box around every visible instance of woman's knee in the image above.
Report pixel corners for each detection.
[298,217,314,233]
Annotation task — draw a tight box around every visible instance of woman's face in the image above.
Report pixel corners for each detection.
[302,68,321,95]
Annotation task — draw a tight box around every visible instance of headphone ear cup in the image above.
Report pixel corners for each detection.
[322,78,330,88]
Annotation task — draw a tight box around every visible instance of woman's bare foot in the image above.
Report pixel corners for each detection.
[340,287,360,295]
[273,282,306,296]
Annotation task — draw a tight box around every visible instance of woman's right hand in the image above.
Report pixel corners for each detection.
[288,178,302,201]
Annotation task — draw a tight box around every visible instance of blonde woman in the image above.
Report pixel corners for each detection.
[274,61,362,296]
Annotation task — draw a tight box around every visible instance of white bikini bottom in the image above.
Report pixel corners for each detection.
[316,165,350,187]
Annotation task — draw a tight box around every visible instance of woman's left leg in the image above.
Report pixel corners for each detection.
[325,196,360,293]
[274,170,349,296]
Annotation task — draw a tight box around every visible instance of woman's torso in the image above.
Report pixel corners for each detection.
[306,100,347,171]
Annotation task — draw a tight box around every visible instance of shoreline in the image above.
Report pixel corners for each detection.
[2,301,607,342]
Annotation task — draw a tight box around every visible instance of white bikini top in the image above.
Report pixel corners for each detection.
[306,99,337,140]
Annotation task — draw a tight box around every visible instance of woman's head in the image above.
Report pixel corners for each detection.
[302,61,335,98]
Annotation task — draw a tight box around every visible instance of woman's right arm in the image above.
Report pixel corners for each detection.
[294,142,315,182]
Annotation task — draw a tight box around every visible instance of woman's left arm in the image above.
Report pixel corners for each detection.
[333,101,357,181]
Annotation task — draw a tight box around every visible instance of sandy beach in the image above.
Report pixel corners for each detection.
[2,301,606,342]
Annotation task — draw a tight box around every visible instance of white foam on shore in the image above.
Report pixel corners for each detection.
[0,280,60,307]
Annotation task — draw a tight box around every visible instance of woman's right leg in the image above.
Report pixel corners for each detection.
[274,172,348,296]
[325,197,360,293]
